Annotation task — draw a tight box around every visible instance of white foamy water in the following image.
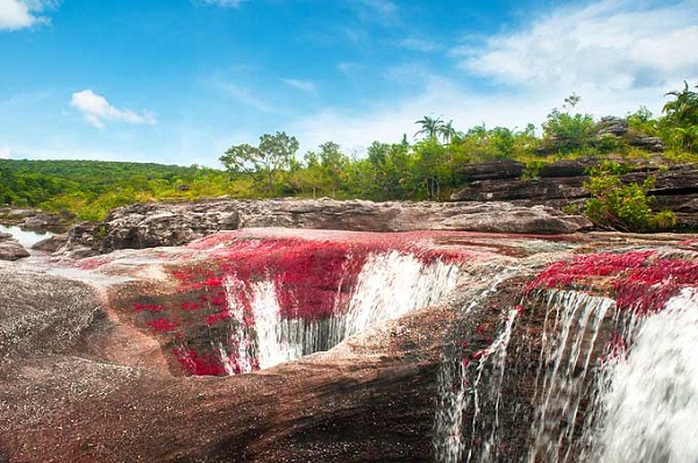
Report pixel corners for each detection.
[220,251,461,373]
[0,224,53,248]
[528,290,613,463]
[591,287,698,463]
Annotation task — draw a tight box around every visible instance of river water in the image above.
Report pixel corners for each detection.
[0,224,53,248]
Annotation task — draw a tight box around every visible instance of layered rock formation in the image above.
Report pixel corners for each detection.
[451,159,698,227]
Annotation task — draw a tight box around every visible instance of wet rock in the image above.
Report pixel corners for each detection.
[0,232,12,241]
[0,240,29,261]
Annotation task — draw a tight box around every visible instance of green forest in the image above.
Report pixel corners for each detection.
[2,83,697,229]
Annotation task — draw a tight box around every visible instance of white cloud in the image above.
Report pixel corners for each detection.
[0,146,10,159]
[70,90,157,129]
[292,0,698,155]
[0,0,58,31]
[455,0,698,93]
[279,78,316,94]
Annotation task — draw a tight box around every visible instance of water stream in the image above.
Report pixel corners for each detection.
[434,281,698,463]
[222,251,461,373]
[0,224,53,248]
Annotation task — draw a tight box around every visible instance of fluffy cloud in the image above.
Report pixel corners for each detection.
[70,90,157,129]
[0,0,58,31]
[0,146,10,159]
[293,0,698,154]
[454,0,698,93]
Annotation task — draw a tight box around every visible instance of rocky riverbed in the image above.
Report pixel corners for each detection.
[0,226,696,462]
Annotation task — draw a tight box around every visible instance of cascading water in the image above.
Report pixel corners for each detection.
[588,287,698,463]
[223,250,460,373]
[434,278,698,463]
[527,290,612,462]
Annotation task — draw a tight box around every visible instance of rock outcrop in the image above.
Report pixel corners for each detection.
[57,199,592,255]
[0,233,29,261]
[450,160,698,227]
[30,234,68,252]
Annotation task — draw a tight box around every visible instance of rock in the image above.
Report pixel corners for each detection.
[58,199,593,255]
[20,212,72,233]
[437,203,592,234]
[596,116,628,137]
[457,160,524,181]
[628,135,665,152]
[0,231,12,241]
[31,234,68,252]
[0,240,29,261]
[1,230,696,462]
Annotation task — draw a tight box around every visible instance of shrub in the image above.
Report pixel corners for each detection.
[583,161,677,232]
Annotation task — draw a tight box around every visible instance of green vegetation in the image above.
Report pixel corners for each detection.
[2,83,697,231]
[583,161,677,232]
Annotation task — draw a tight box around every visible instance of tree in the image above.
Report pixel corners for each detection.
[438,120,458,145]
[220,131,299,195]
[661,81,698,153]
[542,95,594,153]
[663,81,698,128]
[414,116,444,141]
[318,141,348,198]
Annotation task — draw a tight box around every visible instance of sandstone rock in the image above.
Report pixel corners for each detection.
[58,199,593,255]
[596,116,628,137]
[0,240,29,261]
[437,203,592,234]
[31,233,68,252]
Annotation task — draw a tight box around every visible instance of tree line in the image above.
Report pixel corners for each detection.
[1,82,697,225]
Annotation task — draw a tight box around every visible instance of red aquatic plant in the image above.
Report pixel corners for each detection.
[528,249,698,313]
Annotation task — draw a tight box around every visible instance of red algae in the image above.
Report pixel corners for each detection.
[123,229,492,376]
[528,249,698,313]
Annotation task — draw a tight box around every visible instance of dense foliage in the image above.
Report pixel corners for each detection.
[2,83,697,230]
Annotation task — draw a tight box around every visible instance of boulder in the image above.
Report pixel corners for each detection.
[31,234,68,252]
[0,240,30,261]
[437,203,592,234]
[0,231,12,241]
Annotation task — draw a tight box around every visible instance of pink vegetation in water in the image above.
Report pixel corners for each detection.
[528,249,698,313]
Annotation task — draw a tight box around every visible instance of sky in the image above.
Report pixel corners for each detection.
[0,0,697,168]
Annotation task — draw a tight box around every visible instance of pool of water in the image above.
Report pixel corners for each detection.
[0,224,54,248]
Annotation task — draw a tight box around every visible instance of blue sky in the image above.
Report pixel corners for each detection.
[1,0,696,167]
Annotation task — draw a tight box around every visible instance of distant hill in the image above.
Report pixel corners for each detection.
[0,159,231,220]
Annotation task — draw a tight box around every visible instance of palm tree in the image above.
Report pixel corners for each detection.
[414,116,444,141]
[663,81,698,127]
[438,120,458,145]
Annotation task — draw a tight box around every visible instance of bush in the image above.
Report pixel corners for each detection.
[583,161,677,232]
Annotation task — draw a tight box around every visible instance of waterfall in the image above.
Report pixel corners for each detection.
[589,287,698,463]
[434,289,615,463]
[221,251,460,373]
[527,291,612,462]
[434,280,698,463]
